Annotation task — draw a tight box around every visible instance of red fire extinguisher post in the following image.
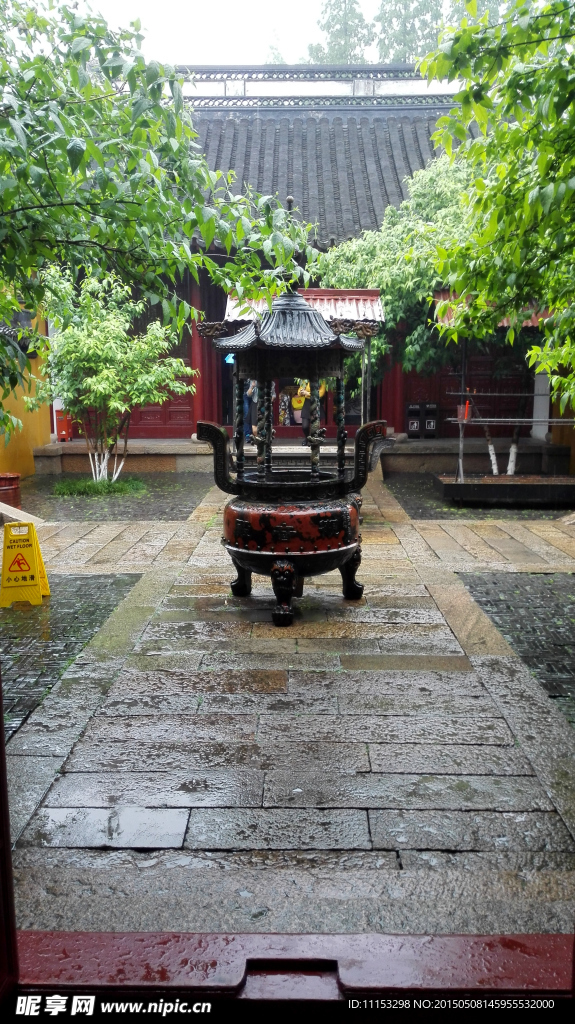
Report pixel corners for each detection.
[54,408,73,442]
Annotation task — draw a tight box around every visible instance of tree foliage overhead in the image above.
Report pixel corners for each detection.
[0,1,319,436]
[307,1,495,66]
[374,0,445,63]
[422,0,575,409]
[319,155,473,375]
[307,0,374,63]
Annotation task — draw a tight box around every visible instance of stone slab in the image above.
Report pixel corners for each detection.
[256,714,514,745]
[13,847,575,934]
[338,693,498,716]
[20,807,189,848]
[368,743,535,775]
[6,755,66,842]
[369,809,575,852]
[427,584,516,658]
[84,714,258,744]
[199,653,342,671]
[263,772,553,810]
[45,770,264,808]
[184,808,371,850]
[323,607,446,624]
[98,692,338,716]
[339,655,473,672]
[6,725,87,758]
[472,656,575,841]
[252,621,460,643]
[498,522,575,565]
[139,620,252,642]
[111,668,288,694]
[469,524,546,564]
[65,740,371,773]
[288,670,484,695]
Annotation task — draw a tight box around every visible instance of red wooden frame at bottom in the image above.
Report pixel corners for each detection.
[16,932,574,999]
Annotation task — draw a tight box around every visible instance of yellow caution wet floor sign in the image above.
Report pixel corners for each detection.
[0,522,49,607]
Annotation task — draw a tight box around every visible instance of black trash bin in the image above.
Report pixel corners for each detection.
[423,403,438,438]
[406,403,421,438]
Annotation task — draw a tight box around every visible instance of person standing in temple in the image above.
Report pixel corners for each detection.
[298,380,311,443]
[298,380,326,444]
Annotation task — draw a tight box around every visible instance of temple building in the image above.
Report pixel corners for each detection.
[129,63,457,441]
[36,63,571,473]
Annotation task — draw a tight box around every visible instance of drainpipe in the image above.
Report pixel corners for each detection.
[531,370,550,440]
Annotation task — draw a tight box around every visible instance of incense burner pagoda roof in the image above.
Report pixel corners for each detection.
[211,291,365,352]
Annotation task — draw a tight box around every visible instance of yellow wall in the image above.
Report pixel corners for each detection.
[0,355,51,479]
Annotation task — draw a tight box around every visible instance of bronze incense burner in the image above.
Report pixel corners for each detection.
[198,289,389,625]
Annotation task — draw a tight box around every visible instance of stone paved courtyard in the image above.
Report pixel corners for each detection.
[4,471,575,933]
[20,472,213,521]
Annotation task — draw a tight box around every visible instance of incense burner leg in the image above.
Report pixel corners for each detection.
[271,559,297,626]
[340,546,364,600]
[230,558,252,597]
[294,575,304,598]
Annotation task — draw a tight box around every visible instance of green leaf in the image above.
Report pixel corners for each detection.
[146,61,161,86]
[66,137,86,173]
[171,80,183,116]
[71,37,92,56]
[132,97,151,122]
[8,118,27,151]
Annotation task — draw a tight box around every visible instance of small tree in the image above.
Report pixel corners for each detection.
[31,272,196,482]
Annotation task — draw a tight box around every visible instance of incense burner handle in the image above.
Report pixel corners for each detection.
[350,420,391,490]
[196,421,240,495]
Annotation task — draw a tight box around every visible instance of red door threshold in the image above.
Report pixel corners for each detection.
[17,932,574,998]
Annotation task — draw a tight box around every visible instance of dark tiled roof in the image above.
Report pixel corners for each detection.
[195,111,442,247]
[187,65,451,247]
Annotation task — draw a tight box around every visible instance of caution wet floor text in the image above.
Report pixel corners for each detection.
[0,522,49,606]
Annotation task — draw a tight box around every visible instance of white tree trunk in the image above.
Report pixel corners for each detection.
[488,442,499,475]
[506,442,518,476]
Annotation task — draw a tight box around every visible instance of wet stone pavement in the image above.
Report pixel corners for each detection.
[461,573,575,728]
[1,574,140,740]
[21,472,213,522]
[6,472,575,933]
[384,472,573,520]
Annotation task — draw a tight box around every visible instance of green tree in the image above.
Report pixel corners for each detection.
[319,155,473,378]
[319,153,536,399]
[308,0,374,64]
[30,270,196,482]
[374,0,445,63]
[0,1,319,438]
[422,0,575,409]
[265,46,287,65]
[373,1,494,64]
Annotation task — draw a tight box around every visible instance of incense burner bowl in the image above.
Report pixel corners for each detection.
[223,495,363,625]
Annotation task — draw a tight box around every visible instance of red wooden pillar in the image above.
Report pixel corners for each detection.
[393,361,405,434]
[326,388,334,432]
[0,670,18,1007]
[190,279,205,433]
